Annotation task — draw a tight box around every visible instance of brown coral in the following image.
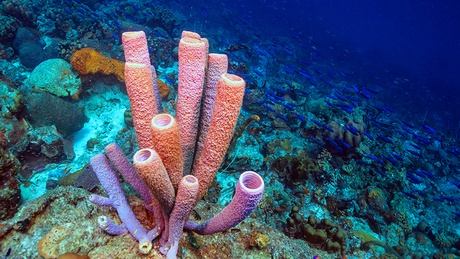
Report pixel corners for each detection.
[323,118,365,149]
[272,155,318,184]
[70,48,125,81]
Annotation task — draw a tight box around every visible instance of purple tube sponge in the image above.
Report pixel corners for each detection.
[89,153,158,254]
[184,171,264,235]
[105,143,165,231]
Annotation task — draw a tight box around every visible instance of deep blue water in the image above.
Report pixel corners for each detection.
[171,0,460,134]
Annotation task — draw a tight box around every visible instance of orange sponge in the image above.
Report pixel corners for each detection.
[158,79,170,100]
[38,226,71,259]
[70,48,125,81]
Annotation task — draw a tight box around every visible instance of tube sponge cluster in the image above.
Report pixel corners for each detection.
[88,30,265,258]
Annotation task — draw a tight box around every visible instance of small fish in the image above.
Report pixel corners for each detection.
[450,148,460,156]
[401,191,418,200]
[298,70,312,79]
[363,86,379,94]
[323,125,335,133]
[275,113,289,123]
[348,100,358,108]
[422,124,437,134]
[362,130,374,141]
[342,86,353,93]
[383,156,397,166]
[409,169,426,178]
[335,94,349,102]
[406,173,422,184]
[365,154,386,166]
[410,143,421,150]
[452,211,460,217]
[373,168,387,177]
[442,196,456,203]
[401,126,415,135]
[310,119,324,127]
[282,103,295,111]
[164,77,175,85]
[262,104,275,112]
[344,124,359,135]
[334,89,344,96]
[325,138,343,152]
[324,99,335,107]
[274,86,288,94]
[373,105,387,112]
[308,137,324,146]
[371,120,383,129]
[419,170,434,178]
[355,159,371,165]
[415,190,428,197]
[415,136,430,145]
[383,106,394,112]
[405,149,421,157]
[313,67,322,74]
[359,90,372,100]
[335,103,353,109]
[335,138,351,149]
[326,95,338,100]
[395,129,407,137]
[266,90,284,101]
[402,120,415,128]
[432,197,444,203]
[377,134,393,144]
[253,69,264,77]
[352,84,360,93]
[297,89,310,97]
[391,151,403,161]
[294,113,306,123]
[450,181,460,189]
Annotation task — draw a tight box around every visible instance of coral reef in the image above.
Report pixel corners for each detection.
[286,207,348,254]
[0,0,458,258]
[0,141,21,220]
[0,186,340,258]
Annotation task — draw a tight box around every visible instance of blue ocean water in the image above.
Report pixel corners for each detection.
[1,0,460,258]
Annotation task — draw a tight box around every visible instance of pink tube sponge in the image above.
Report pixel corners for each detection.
[194,53,229,165]
[192,73,245,202]
[150,113,183,191]
[176,37,207,174]
[184,171,264,235]
[122,31,150,65]
[124,62,159,149]
[133,148,175,214]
